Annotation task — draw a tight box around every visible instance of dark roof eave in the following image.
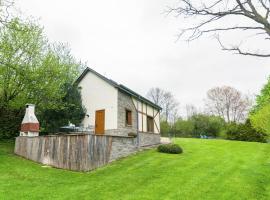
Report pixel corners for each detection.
[118,85,162,110]
[75,67,162,111]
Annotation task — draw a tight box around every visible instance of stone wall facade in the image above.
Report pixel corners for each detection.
[138,132,161,147]
[105,90,161,147]
[109,136,138,161]
[116,90,138,136]
[94,89,162,148]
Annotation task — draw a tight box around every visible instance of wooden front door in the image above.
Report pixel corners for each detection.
[95,110,105,134]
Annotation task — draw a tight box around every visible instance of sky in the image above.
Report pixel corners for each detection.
[16,0,270,115]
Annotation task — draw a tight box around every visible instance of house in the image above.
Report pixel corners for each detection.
[14,67,162,171]
[75,67,162,147]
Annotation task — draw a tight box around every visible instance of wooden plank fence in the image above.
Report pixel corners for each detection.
[14,134,137,171]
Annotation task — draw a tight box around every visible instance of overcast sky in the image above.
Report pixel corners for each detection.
[16,0,270,115]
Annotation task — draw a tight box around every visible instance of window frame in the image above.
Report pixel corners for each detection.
[147,115,154,132]
[125,109,132,126]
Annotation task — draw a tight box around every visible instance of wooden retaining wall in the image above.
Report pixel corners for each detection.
[14,134,137,171]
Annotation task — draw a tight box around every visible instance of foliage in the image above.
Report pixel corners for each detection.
[250,77,270,135]
[0,18,45,108]
[255,78,270,108]
[174,119,194,137]
[38,84,85,133]
[250,104,270,135]
[190,114,225,137]
[157,143,183,154]
[160,121,171,137]
[0,19,85,138]
[0,107,23,139]
[226,120,267,143]
[1,139,270,199]
[162,114,225,138]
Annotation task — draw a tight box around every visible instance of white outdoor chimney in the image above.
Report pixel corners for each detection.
[20,104,40,137]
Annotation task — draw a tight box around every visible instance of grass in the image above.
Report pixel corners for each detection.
[1,138,270,200]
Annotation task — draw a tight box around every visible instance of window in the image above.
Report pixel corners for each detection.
[147,116,154,132]
[125,110,132,126]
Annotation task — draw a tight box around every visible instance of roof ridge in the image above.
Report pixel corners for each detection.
[75,67,162,110]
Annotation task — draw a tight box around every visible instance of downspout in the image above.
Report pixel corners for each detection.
[137,98,140,148]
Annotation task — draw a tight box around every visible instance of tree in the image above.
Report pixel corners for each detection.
[0,19,85,137]
[167,0,270,57]
[174,119,195,137]
[163,92,179,122]
[205,86,251,123]
[160,121,171,137]
[226,120,267,142]
[249,77,270,134]
[190,114,225,137]
[39,84,85,133]
[146,87,165,106]
[146,87,179,122]
[252,76,270,113]
[250,104,270,134]
[0,18,45,108]
[185,104,198,119]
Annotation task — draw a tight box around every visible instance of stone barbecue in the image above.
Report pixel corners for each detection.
[20,104,40,137]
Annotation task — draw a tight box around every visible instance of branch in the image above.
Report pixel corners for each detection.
[168,0,270,57]
[217,36,270,57]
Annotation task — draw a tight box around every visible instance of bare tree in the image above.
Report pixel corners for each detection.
[163,92,180,122]
[167,0,270,57]
[205,86,252,122]
[185,104,198,119]
[146,87,179,122]
[146,87,165,106]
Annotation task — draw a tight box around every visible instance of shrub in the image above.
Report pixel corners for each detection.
[0,107,24,139]
[226,120,267,143]
[157,144,183,154]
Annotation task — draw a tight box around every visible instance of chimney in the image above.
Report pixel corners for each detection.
[20,104,40,137]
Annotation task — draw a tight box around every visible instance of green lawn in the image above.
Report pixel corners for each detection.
[1,138,270,200]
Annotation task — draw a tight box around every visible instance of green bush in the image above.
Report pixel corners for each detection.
[157,144,183,154]
[0,107,24,139]
[226,120,267,143]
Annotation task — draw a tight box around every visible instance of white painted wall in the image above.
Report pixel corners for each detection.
[19,132,39,137]
[78,72,118,130]
[132,98,160,134]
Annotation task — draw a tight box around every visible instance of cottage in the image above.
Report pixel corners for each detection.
[14,68,162,171]
[76,67,161,147]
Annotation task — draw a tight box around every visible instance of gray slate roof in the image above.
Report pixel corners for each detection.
[75,67,162,110]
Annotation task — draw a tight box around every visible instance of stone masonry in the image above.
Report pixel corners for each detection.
[116,90,138,136]
[138,132,161,147]
[109,136,138,161]
[105,90,161,147]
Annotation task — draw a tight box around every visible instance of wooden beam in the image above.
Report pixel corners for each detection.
[131,98,138,112]
[154,119,160,133]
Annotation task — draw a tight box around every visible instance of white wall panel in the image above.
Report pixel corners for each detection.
[79,72,118,130]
